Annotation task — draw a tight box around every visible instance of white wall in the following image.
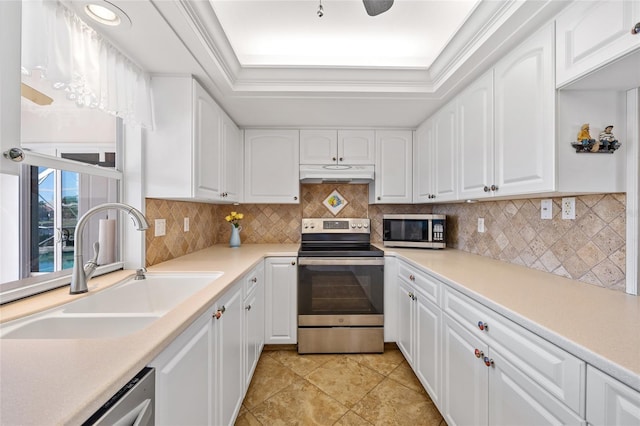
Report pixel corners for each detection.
[0,1,21,176]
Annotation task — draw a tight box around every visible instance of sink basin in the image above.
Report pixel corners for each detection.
[0,271,223,339]
[0,315,160,339]
[63,272,224,314]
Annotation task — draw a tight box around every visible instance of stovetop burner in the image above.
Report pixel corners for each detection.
[298,218,383,257]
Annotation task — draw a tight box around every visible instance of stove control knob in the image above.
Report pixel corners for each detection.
[351,224,356,228]
[363,223,369,228]
[357,224,363,228]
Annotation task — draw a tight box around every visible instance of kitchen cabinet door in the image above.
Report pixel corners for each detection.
[151,308,214,426]
[193,81,223,200]
[221,113,243,202]
[431,101,457,202]
[264,257,298,344]
[415,291,441,408]
[371,130,413,203]
[494,23,555,197]
[214,282,245,426]
[396,277,415,366]
[442,314,489,426]
[489,348,585,425]
[413,118,436,203]
[300,130,337,165]
[338,130,375,164]
[244,263,265,389]
[244,130,300,203]
[587,365,640,426]
[457,70,495,200]
[556,0,640,87]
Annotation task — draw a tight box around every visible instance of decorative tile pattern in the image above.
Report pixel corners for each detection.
[432,194,627,291]
[236,348,446,426]
[145,190,627,292]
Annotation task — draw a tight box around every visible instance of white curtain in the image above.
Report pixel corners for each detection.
[21,0,153,128]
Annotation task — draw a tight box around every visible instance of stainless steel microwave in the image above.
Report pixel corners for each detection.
[382,214,446,249]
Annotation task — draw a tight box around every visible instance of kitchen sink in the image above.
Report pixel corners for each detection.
[63,272,224,314]
[0,315,160,339]
[0,271,223,339]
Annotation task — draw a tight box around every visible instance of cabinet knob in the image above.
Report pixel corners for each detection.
[632,22,640,35]
[474,348,484,358]
[377,196,381,201]
[251,277,258,283]
[214,305,226,319]
[408,291,414,300]
[491,184,499,192]
[483,186,490,192]
[245,304,252,311]
[483,357,495,367]
[291,260,296,266]
[332,157,337,161]
[409,274,415,281]
[339,157,344,162]
[294,196,298,201]
[477,321,489,332]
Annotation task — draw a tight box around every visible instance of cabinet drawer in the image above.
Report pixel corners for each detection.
[244,263,264,297]
[444,286,585,416]
[397,261,439,305]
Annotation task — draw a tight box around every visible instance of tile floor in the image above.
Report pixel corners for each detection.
[235,347,446,426]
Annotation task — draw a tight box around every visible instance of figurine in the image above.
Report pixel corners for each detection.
[598,125,619,152]
[576,123,596,151]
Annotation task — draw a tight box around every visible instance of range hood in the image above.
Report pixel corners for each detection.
[299,164,375,184]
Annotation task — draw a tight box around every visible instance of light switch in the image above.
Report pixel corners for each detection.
[541,199,552,220]
[184,217,190,232]
[477,218,485,233]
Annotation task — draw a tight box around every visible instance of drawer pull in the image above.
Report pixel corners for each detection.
[245,304,252,311]
[214,305,226,319]
[251,277,258,283]
[484,356,495,367]
[477,321,489,332]
[409,274,415,281]
[474,348,484,358]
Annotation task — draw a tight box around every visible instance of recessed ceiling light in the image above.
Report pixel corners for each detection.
[83,1,131,28]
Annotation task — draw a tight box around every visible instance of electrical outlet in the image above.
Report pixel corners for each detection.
[154,219,166,237]
[562,197,576,220]
[541,199,552,220]
[477,217,485,233]
[184,217,190,232]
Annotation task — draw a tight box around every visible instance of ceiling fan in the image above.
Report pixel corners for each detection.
[362,0,394,16]
[318,0,394,17]
[21,83,53,106]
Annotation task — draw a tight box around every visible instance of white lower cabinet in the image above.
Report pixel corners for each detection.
[389,257,590,426]
[151,263,265,426]
[396,260,441,407]
[152,308,213,425]
[586,365,640,426]
[264,257,298,344]
[244,262,265,389]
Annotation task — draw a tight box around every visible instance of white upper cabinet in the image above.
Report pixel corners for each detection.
[371,130,413,204]
[431,102,458,202]
[494,22,555,197]
[244,129,300,203]
[337,130,375,164]
[413,103,458,204]
[413,119,435,203]
[556,0,640,87]
[146,76,242,203]
[300,129,374,165]
[457,70,495,200]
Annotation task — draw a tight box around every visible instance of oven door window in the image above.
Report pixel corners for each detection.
[383,219,428,242]
[298,263,384,316]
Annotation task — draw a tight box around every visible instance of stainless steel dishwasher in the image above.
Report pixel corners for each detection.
[82,367,155,425]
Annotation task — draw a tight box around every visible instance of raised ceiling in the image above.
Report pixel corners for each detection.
[68,0,569,128]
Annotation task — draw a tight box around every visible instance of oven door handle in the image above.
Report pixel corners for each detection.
[298,257,384,266]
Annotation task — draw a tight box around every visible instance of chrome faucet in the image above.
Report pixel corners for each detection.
[70,202,149,294]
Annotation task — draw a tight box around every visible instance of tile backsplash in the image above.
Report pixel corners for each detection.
[145,189,626,292]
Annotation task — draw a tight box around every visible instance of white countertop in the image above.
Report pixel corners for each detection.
[0,244,638,425]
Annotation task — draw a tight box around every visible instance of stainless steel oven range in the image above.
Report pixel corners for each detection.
[297,218,384,354]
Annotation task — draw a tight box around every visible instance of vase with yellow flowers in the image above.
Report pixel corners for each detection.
[225,211,244,247]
